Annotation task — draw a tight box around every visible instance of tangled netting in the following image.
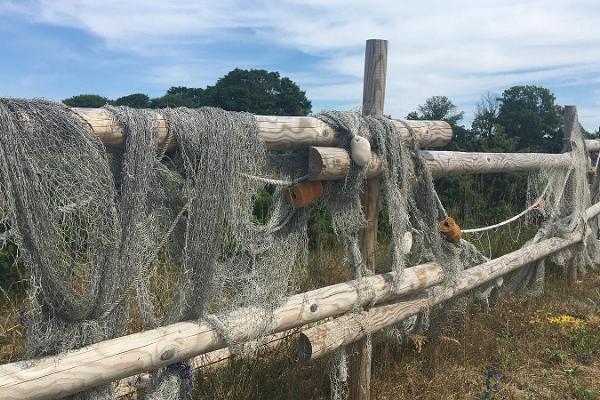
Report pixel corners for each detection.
[0,99,598,400]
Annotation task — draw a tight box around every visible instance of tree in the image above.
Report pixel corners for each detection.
[151,87,206,108]
[407,95,464,127]
[497,85,562,152]
[472,92,500,138]
[204,69,312,116]
[114,93,151,108]
[63,94,110,108]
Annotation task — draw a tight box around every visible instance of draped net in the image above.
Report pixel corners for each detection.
[0,99,597,399]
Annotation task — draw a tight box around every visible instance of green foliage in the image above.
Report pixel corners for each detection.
[64,69,311,117]
[571,327,600,355]
[62,94,110,108]
[548,349,569,364]
[574,385,599,400]
[407,95,464,127]
[204,69,311,115]
[497,85,563,152]
[114,93,151,108]
[151,87,206,108]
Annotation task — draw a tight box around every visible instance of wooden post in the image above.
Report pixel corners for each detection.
[347,38,387,400]
[563,106,580,285]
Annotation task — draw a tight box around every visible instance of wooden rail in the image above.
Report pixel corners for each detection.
[71,108,452,151]
[0,264,442,400]
[2,39,599,400]
[297,201,600,361]
[308,147,579,180]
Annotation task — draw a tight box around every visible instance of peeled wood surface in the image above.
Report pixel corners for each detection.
[298,184,600,362]
[350,38,388,400]
[0,263,442,400]
[71,108,452,152]
[308,147,575,180]
[115,330,294,398]
[298,233,584,361]
[297,200,600,362]
[586,139,600,152]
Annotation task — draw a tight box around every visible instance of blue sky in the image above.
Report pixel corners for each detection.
[1,0,600,130]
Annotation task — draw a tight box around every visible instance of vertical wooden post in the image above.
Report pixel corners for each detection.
[562,105,579,285]
[348,39,387,400]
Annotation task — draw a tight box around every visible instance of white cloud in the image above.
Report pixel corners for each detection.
[4,0,600,128]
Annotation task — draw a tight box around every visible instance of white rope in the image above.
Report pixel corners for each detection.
[462,197,544,234]
[240,173,309,186]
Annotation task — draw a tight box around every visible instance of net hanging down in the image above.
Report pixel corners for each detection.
[0,99,599,400]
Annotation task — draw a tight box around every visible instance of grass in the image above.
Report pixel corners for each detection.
[1,226,599,399]
[185,266,600,399]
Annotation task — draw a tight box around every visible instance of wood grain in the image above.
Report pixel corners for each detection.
[115,330,295,398]
[349,38,388,400]
[586,139,600,152]
[308,147,576,180]
[299,235,582,361]
[298,200,600,361]
[0,263,442,400]
[70,108,452,152]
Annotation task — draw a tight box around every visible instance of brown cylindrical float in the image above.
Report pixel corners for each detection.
[286,181,324,209]
[438,217,462,243]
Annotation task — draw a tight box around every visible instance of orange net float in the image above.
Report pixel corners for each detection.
[438,217,462,243]
[285,180,324,209]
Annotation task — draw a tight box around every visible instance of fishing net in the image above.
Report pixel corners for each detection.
[0,100,598,400]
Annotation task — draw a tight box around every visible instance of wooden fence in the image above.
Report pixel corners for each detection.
[0,39,599,400]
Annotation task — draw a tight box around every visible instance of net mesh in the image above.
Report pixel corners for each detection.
[0,100,598,400]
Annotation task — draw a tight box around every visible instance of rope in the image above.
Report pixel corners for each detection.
[462,197,544,234]
[240,173,309,186]
[461,168,569,234]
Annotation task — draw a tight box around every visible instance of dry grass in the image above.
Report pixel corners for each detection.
[2,249,599,400]
[372,267,600,399]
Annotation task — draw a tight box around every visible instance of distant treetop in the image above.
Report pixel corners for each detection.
[62,69,312,116]
[63,94,110,108]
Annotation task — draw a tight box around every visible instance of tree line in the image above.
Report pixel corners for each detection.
[62,70,600,240]
[63,68,312,116]
[408,88,599,226]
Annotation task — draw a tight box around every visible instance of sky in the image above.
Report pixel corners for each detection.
[1,0,600,130]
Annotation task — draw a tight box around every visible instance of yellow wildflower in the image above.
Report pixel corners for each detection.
[546,315,585,330]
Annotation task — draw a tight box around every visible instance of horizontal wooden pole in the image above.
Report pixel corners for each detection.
[298,201,600,361]
[115,330,294,398]
[71,108,452,152]
[298,235,581,361]
[585,139,600,152]
[308,147,576,180]
[0,263,443,400]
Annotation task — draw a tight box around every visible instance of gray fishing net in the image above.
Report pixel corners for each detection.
[0,99,598,400]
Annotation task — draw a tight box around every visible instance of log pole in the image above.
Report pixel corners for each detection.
[70,108,452,152]
[348,38,388,400]
[298,200,600,362]
[562,106,580,285]
[0,263,442,400]
[308,147,576,180]
[115,330,295,398]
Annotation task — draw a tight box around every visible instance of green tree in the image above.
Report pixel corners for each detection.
[151,86,206,108]
[497,85,562,152]
[114,93,151,108]
[63,94,111,108]
[204,69,311,116]
[472,92,500,138]
[407,95,464,127]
